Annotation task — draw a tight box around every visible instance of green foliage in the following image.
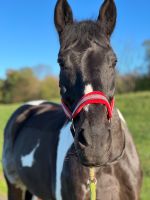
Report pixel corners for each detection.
[116,74,136,94]
[0,80,4,102]
[0,67,60,104]
[116,74,150,94]
[2,68,40,103]
[0,92,150,199]
[39,76,60,100]
[135,76,150,91]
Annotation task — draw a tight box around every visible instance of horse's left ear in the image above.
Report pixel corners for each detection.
[97,0,117,37]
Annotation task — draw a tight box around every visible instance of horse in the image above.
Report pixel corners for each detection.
[2,0,142,199]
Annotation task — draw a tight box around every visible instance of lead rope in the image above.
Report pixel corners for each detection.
[89,168,97,200]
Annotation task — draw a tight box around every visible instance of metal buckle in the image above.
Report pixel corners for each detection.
[87,177,97,186]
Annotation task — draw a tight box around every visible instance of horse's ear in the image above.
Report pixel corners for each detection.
[97,0,117,37]
[54,0,73,37]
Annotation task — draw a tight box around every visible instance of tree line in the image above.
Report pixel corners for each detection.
[0,67,149,104]
[0,68,60,104]
[116,73,150,94]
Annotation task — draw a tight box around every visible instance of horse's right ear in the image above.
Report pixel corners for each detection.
[54,0,73,37]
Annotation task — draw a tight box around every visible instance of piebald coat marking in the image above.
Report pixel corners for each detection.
[20,101,43,168]
[25,100,46,106]
[117,109,126,124]
[21,142,40,168]
[56,122,73,200]
[23,101,73,199]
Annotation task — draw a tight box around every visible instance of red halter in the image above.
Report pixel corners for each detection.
[61,91,115,120]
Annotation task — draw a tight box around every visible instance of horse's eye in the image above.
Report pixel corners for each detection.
[61,86,67,94]
[112,59,117,67]
[58,58,65,68]
[114,59,117,65]
[58,58,69,70]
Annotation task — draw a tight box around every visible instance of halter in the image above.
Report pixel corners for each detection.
[61,91,115,120]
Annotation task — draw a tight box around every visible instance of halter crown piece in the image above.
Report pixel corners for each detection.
[61,91,115,120]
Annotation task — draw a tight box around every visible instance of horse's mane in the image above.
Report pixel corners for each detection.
[61,20,107,48]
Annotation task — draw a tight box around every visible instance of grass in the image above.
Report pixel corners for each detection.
[0,92,150,199]
[116,92,150,200]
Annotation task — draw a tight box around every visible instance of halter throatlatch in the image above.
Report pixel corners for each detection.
[61,91,114,120]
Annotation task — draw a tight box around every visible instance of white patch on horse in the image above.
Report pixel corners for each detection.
[32,196,39,200]
[84,84,93,111]
[117,109,126,124]
[82,184,89,200]
[25,100,46,106]
[84,84,93,94]
[56,122,73,200]
[21,142,40,168]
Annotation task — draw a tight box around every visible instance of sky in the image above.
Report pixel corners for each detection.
[0,0,150,79]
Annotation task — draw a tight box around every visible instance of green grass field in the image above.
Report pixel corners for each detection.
[0,92,150,199]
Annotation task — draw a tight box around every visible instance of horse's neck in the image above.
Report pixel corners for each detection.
[104,108,126,163]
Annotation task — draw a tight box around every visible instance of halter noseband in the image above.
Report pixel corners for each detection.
[61,91,115,120]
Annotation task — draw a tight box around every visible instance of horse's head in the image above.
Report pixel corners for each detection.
[55,0,117,166]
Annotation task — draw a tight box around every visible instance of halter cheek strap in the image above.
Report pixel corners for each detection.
[61,91,115,120]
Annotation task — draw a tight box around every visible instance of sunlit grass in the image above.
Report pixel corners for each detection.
[116,92,150,199]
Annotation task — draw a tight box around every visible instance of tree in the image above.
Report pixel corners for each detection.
[143,40,150,76]
[0,79,4,102]
[3,68,40,103]
[39,76,60,100]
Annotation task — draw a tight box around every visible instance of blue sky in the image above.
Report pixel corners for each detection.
[0,0,150,79]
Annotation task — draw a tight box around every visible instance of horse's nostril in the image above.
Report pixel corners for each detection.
[78,129,88,148]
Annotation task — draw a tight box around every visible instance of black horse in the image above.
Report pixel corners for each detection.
[2,0,142,199]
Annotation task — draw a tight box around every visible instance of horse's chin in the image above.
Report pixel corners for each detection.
[77,150,112,168]
[77,145,125,167]
[75,137,114,167]
[79,160,104,168]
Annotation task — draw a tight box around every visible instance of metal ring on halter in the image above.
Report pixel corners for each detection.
[87,177,97,186]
